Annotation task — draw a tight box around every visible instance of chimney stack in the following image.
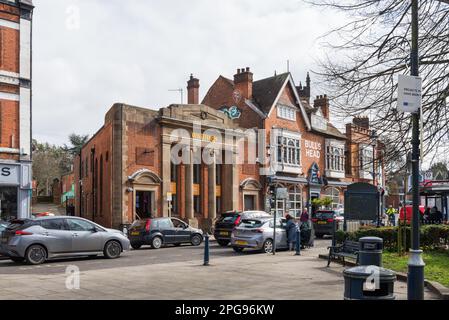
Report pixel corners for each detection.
[187,74,200,104]
[314,94,330,120]
[352,116,370,129]
[234,67,253,100]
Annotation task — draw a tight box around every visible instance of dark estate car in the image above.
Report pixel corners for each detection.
[128,217,204,249]
[312,210,339,238]
[214,211,272,247]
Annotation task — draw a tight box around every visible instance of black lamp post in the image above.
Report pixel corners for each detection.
[370,130,380,227]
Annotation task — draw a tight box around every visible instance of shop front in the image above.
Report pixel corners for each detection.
[0,162,32,221]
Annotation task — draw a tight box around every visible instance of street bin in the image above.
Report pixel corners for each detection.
[343,266,396,300]
[359,237,383,267]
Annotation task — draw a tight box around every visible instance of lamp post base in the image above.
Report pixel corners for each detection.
[407,249,425,300]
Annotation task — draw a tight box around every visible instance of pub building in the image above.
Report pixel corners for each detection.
[74,67,385,230]
[0,0,34,221]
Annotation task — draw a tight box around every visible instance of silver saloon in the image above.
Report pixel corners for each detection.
[231,217,288,253]
[0,217,130,265]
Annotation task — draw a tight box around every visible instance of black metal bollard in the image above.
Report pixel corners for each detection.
[203,233,210,266]
[295,228,301,256]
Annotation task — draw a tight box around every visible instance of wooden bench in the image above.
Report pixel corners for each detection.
[327,240,359,267]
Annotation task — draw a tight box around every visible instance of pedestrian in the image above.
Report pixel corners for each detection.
[300,208,309,224]
[430,206,438,223]
[424,207,431,224]
[386,206,396,226]
[285,214,298,251]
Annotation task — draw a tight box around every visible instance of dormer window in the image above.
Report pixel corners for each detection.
[277,104,296,121]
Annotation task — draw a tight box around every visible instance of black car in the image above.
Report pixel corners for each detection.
[214,211,272,247]
[312,210,338,238]
[128,217,204,250]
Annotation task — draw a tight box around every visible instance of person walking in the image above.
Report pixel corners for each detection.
[285,214,298,251]
[386,206,396,226]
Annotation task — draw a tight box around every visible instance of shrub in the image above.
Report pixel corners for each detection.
[335,224,449,251]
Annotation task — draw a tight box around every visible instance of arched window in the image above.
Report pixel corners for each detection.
[324,187,341,210]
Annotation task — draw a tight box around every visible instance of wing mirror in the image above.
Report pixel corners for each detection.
[90,227,98,233]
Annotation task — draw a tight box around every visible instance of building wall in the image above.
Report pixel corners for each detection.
[0,0,33,221]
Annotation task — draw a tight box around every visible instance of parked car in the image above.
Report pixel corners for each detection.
[230,216,288,253]
[0,217,130,265]
[128,217,203,249]
[312,210,339,238]
[214,211,272,247]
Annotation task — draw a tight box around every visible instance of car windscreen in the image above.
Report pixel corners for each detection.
[315,212,334,219]
[239,219,265,228]
[218,214,239,223]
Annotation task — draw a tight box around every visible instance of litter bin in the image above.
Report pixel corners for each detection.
[343,266,396,300]
[359,237,383,267]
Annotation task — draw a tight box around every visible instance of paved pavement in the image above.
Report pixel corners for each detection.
[0,239,439,300]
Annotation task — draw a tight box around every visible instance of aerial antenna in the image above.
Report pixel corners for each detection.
[168,88,184,104]
[287,59,290,73]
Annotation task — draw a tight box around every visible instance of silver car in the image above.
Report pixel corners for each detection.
[0,217,130,265]
[231,217,288,253]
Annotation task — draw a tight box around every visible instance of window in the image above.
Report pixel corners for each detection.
[66,219,95,231]
[288,186,303,218]
[277,104,296,121]
[324,187,341,210]
[40,219,67,231]
[171,218,186,229]
[326,143,345,172]
[157,218,173,229]
[360,146,373,174]
[193,164,201,184]
[194,196,201,214]
[277,136,301,166]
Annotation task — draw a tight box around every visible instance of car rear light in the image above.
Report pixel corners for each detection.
[251,228,263,233]
[312,218,318,223]
[145,220,152,232]
[327,219,334,223]
[15,230,33,236]
[234,216,242,226]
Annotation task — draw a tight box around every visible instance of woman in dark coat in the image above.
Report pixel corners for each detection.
[285,214,298,251]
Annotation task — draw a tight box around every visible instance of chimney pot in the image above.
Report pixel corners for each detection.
[246,67,250,72]
[187,74,200,104]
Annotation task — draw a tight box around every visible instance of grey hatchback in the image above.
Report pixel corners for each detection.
[231,217,288,253]
[0,217,130,265]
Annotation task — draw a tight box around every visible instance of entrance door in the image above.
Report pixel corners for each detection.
[0,187,18,221]
[244,195,256,211]
[310,192,320,216]
[136,191,154,219]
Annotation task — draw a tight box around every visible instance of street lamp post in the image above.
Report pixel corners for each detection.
[370,130,380,227]
[408,0,425,300]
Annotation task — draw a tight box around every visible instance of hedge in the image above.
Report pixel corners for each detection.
[335,224,449,251]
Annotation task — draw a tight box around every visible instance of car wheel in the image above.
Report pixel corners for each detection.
[151,236,163,249]
[232,247,244,253]
[262,239,274,254]
[104,240,122,259]
[10,257,24,263]
[131,243,142,250]
[217,240,230,247]
[191,234,203,246]
[25,244,47,265]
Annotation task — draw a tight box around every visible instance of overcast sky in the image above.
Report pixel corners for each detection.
[32,0,344,145]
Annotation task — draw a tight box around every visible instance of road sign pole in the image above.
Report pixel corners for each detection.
[407,0,425,300]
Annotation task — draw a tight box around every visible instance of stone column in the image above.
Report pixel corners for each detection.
[231,148,239,211]
[185,148,195,225]
[208,151,217,224]
[161,142,172,217]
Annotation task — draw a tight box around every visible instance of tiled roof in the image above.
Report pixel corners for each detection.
[252,73,290,114]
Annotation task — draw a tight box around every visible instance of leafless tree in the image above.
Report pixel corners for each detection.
[307,0,449,172]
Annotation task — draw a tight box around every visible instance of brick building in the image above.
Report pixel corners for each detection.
[74,67,385,230]
[0,0,34,221]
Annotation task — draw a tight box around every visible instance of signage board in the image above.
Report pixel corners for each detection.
[276,188,289,200]
[397,75,422,113]
[0,164,19,185]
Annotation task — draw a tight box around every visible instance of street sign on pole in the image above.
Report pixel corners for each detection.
[397,74,422,113]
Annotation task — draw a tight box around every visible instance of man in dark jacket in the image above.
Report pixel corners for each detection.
[285,214,298,251]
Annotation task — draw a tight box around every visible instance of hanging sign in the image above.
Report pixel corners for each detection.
[397,75,422,113]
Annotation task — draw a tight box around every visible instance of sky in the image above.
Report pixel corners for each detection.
[32,0,345,146]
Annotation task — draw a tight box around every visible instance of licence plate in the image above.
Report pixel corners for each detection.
[317,221,327,225]
[235,240,248,246]
[220,231,229,236]
[130,232,140,236]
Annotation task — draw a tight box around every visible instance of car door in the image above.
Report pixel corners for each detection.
[278,219,288,248]
[157,218,176,244]
[39,219,73,254]
[171,218,191,243]
[66,218,104,252]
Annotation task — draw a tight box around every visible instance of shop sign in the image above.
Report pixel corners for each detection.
[304,140,321,159]
[0,164,19,185]
[192,132,218,143]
